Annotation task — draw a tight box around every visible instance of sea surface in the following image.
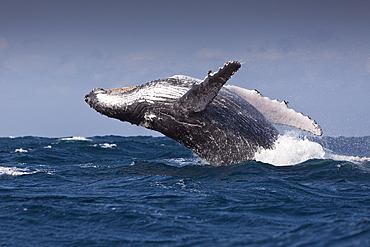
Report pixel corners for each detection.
[1,133,370,246]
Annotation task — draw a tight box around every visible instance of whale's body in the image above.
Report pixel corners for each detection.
[85,61,322,166]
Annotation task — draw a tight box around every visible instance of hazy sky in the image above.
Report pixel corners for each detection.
[1,0,369,137]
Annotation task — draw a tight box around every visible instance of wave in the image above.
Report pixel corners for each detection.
[1,134,369,174]
[2,135,370,247]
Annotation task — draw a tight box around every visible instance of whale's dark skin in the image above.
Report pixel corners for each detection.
[85,61,279,166]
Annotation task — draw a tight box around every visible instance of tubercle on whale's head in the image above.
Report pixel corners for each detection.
[105,86,138,94]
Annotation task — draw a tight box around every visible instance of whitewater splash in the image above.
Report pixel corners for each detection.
[254,131,370,166]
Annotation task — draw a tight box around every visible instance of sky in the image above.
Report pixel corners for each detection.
[0,0,369,137]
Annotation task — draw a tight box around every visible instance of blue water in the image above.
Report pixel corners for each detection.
[1,135,370,246]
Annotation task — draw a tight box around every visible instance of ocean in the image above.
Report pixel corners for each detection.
[1,133,370,246]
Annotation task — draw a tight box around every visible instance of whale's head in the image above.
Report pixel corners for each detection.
[84,78,192,126]
[84,85,150,125]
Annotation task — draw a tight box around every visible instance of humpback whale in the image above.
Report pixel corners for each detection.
[85,61,322,166]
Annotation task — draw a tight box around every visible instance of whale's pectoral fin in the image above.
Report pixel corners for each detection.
[173,61,241,115]
[225,85,323,136]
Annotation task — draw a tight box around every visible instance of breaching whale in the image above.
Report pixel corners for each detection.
[85,61,322,166]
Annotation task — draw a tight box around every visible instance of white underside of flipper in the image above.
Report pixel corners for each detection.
[225,85,323,136]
